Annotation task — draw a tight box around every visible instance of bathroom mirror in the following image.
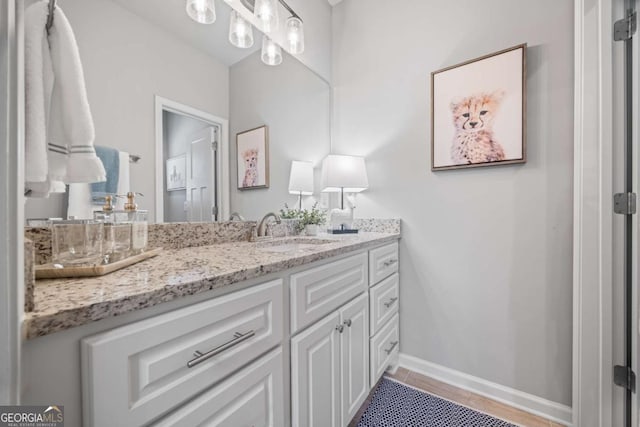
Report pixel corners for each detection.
[24,0,331,223]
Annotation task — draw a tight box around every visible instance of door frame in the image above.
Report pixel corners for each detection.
[0,0,23,404]
[573,0,615,425]
[154,96,229,223]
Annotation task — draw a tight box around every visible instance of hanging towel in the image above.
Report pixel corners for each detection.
[91,146,119,204]
[68,150,131,217]
[24,1,105,197]
[115,151,131,210]
[47,4,105,184]
[24,1,53,185]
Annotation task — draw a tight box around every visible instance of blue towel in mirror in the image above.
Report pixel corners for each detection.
[91,146,119,204]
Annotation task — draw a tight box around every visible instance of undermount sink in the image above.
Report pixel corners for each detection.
[257,238,335,253]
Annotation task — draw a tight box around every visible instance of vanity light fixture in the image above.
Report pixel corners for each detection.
[261,35,282,66]
[288,161,314,210]
[229,10,254,48]
[286,16,304,54]
[254,0,279,33]
[186,0,216,24]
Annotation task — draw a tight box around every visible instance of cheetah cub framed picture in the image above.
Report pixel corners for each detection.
[431,44,526,171]
[237,125,270,190]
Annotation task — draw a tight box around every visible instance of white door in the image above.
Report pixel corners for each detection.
[291,312,341,427]
[340,294,369,426]
[186,127,217,221]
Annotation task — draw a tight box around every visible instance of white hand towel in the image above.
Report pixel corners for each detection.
[24,1,53,184]
[47,5,105,184]
[115,151,131,210]
[68,151,131,217]
[25,1,105,197]
[67,183,93,219]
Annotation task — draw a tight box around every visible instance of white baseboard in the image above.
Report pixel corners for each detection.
[398,353,573,426]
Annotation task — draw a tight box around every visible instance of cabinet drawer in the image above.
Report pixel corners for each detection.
[370,314,399,386]
[369,242,399,285]
[290,253,367,335]
[369,273,399,336]
[153,347,285,427]
[81,279,283,427]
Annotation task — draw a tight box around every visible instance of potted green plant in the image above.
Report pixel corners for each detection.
[298,202,326,236]
[279,203,302,219]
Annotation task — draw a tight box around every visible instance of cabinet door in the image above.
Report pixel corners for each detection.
[340,294,369,427]
[291,311,341,427]
[153,347,284,427]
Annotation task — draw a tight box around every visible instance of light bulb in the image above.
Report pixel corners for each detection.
[261,35,282,66]
[229,10,254,48]
[254,0,278,33]
[286,16,304,54]
[186,0,216,24]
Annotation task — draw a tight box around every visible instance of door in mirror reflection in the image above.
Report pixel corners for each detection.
[162,110,220,223]
[187,127,217,222]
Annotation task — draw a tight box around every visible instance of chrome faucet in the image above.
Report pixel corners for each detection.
[229,212,245,221]
[257,212,281,237]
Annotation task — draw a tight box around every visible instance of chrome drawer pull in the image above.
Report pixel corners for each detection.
[383,259,398,268]
[187,330,255,368]
[344,319,352,327]
[384,297,398,308]
[384,340,399,355]
[336,324,344,333]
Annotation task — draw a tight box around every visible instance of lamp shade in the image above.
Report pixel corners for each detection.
[288,161,314,195]
[321,155,368,193]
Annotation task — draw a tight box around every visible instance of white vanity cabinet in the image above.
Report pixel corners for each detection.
[81,279,284,427]
[25,237,401,427]
[291,293,369,427]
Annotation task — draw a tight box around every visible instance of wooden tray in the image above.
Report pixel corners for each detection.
[35,247,163,279]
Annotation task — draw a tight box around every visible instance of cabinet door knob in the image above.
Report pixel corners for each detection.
[336,324,344,333]
[343,319,352,327]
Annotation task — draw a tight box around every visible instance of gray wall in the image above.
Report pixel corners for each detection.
[162,111,213,222]
[25,0,229,222]
[229,51,331,221]
[332,0,574,405]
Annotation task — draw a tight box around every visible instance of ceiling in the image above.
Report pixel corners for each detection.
[327,0,343,4]
[110,0,260,66]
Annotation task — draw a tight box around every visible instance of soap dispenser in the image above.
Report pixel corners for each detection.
[125,192,149,254]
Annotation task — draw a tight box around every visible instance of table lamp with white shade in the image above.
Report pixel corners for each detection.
[320,154,368,234]
[288,160,314,210]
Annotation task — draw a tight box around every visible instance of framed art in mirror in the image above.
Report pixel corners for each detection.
[237,125,269,190]
[431,44,527,171]
[166,155,186,191]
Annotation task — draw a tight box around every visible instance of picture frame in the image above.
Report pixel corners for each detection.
[431,44,527,171]
[237,125,270,190]
[166,154,186,191]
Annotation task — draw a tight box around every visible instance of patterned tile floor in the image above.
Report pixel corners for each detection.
[356,378,516,426]
[350,368,566,427]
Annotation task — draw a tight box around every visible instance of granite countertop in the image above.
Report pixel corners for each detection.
[24,232,399,339]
